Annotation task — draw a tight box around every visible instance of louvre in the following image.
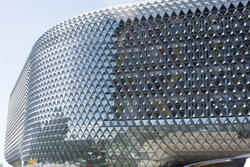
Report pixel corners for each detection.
[5,0,250,166]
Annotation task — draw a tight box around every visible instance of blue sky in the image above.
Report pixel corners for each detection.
[0,0,142,166]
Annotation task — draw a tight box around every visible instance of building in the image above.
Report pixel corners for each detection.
[5,62,29,167]
[5,0,249,166]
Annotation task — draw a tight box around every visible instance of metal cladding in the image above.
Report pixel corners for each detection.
[5,0,250,166]
[5,62,30,165]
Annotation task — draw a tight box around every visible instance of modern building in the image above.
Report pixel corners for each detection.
[5,0,249,166]
[5,62,30,167]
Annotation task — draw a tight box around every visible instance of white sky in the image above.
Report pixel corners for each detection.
[0,0,142,166]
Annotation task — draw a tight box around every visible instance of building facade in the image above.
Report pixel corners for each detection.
[5,0,250,166]
[5,62,30,167]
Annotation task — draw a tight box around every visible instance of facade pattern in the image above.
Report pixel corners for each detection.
[5,0,250,166]
[5,62,30,166]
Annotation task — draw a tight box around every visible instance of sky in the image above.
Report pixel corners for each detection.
[0,0,142,166]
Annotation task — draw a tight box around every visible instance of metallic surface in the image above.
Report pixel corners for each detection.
[5,0,250,166]
[5,62,30,165]
[184,154,250,167]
